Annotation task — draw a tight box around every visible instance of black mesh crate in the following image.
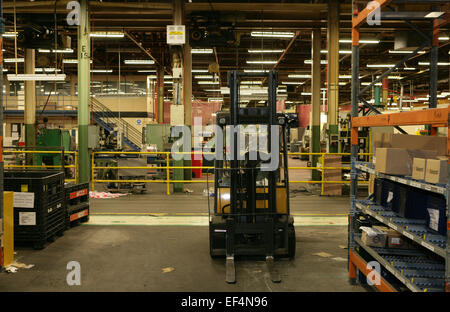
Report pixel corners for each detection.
[64,182,90,228]
[4,170,66,249]
[395,184,428,219]
[425,194,447,236]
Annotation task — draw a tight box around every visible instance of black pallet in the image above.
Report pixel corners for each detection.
[4,170,66,249]
[64,182,90,228]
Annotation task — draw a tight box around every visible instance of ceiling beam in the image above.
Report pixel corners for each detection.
[353,0,392,29]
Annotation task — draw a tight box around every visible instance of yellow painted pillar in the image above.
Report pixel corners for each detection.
[2,192,14,267]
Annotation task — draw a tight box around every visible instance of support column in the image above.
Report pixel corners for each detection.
[183,38,193,184]
[311,29,321,181]
[0,1,4,233]
[429,24,439,109]
[77,0,90,183]
[24,49,36,153]
[157,66,164,124]
[327,0,339,153]
[382,78,388,109]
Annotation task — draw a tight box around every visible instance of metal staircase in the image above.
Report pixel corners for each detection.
[90,97,142,151]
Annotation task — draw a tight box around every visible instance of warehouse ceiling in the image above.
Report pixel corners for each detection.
[1,0,449,107]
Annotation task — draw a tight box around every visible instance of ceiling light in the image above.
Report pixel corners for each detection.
[403,67,416,70]
[367,64,395,68]
[250,31,295,38]
[198,81,219,85]
[124,60,155,65]
[7,74,66,81]
[244,69,269,73]
[194,75,214,79]
[4,58,24,63]
[3,69,8,72]
[208,98,223,102]
[2,32,18,38]
[90,31,124,38]
[425,12,445,18]
[91,69,113,73]
[241,81,263,85]
[288,74,311,78]
[35,68,62,73]
[246,60,277,64]
[418,61,450,66]
[192,69,209,73]
[164,81,173,85]
[191,49,213,54]
[388,50,426,54]
[320,50,352,54]
[301,92,311,96]
[281,81,304,85]
[205,89,221,92]
[439,36,449,41]
[38,48,74,53]
[361,82,382,86]
[138,70,156,73]
[340,39,380,44]
[63,59,93,64]
[304,60,328,65]
[248,49,284,53]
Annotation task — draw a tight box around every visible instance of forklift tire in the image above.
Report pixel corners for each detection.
[288,225,296,259]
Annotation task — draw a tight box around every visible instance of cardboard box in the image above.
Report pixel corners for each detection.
[373,133,447,156]
[425,159,448,184]
[412,158,427,180]
[375,148,437,175]
[372,226,409,249]
[360,226,387,248]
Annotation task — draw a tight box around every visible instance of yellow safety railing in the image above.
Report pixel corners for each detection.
[91,151,372,196]
[3,150,78,183]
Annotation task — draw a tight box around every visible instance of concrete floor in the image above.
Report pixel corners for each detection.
[0,179,368,292]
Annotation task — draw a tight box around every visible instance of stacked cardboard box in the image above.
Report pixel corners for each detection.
[373,226,409,249]
[322,155,342,196]
[360,226,387,247]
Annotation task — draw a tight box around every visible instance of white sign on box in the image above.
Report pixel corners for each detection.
[13,192,35,208]
[19,212,36,226]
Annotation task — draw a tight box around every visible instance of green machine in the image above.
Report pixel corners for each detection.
[35,129,74,172]
[143,124,171,152]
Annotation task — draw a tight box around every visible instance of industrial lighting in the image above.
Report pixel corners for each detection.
[194,75,214,79]
[3,58,24,63]
[211,113,217,116]
[304,60,328,65]
[90,31,124,38]
[367,64,395,68]
[35,68,62,73]
[3,69,8,72]
[7,74,66,81]
[361,82,382,86]
[244,69,269,73]
[137,70,156,73]
[425,12,445,18]
[320,50,352,54]
[246,60,277,65]
[281,81,304,85]
[241,81,263,85]
[403,67,416,70]
[418,61,450,66]
[164,81,173,84]
[208,98,223,102]
[1,32,18,38]
[250,31,295,38]
[301,92,311,96]
[439,36,449,41]
[288,74,311,78]
[198,81,219,85]
[124,60,155,65]
[91,69,113,73]
[248,49,284,53]
[38,48,74,53]
[388,50,425,54]
[192,69,209,73]
[340,39,380,44]
[191,49,213,54]
[63,59,93,64]
[205,89,221,92]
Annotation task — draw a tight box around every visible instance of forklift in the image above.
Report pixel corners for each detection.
[209,70,296,284]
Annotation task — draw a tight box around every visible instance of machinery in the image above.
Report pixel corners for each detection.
[209,70,296,284]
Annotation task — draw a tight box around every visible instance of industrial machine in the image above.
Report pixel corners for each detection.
[209,70,296,284]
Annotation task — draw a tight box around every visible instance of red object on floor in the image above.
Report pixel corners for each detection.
[191,153,203,178]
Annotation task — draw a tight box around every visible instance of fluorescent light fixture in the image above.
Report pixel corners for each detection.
[2,32,18,38]
[7,74,66,81]
[361,82,382,86]
[241,81,262,85]
[281,81,304,85]
[301,92,311,96]
[208,98,223,102]
[367,64,395,68]
[198,81,219,85]
[3,69,8,72]
[418,61,450,66]
[320,50,352,54]
[124,60,155,65]
[278,89,286,93]
[164,81,173,84]
[388,50,425,54]
[35,68,62,73]
[192,69,209,73]
[63,59,93,64]
[325,82,348,86]
[250,31,295,38]
[191,49,213,54]
[304,59,327,65]
[439,36,449,41]
[339,75,353,79]
[211,113,217,117]
[90,69,113,73]
[248,49,284,53]
[288,74,311,78]
[138,70,156,73]
[4,58,24,63]
[90,31,124,38]
[205,89,221,92]
[194,75,214,79]
[425,12,445,18]
[244,69,269,73]
[38,48,74,53]
[403,67,416,70]
[246,60,277,64]
[340,39,380,44]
